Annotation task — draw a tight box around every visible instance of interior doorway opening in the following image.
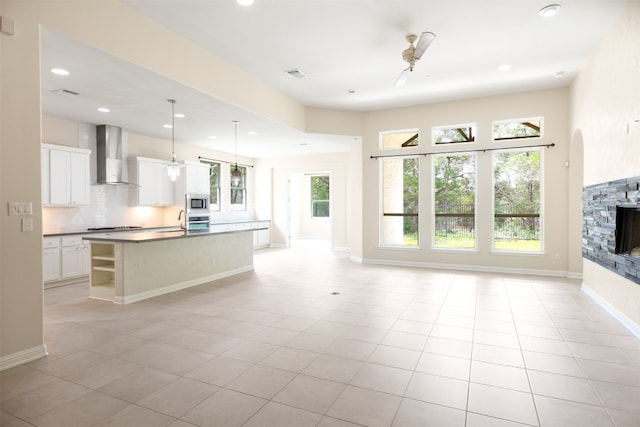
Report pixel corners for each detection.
[288,172,333,248]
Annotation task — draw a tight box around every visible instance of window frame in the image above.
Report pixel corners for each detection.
[431,152,478,251]
[310,174,331,218]
[379,128,420,150]
[230,164,247,211]
[379,155,420,248]
[200,160,221,211]
[432,123,477,146]
[491,147,544,254]
[492,117,543,141]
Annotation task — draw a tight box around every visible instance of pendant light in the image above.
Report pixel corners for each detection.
[166,99,181,181]
[231,120,242,187]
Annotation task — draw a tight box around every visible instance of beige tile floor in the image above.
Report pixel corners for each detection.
[2,240,640,426]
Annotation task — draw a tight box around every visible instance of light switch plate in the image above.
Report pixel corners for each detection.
[8,202,33,216]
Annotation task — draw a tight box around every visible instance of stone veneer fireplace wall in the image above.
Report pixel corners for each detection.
[583,176,640,285]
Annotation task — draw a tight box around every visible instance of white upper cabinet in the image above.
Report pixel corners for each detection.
[174,160,211,205]
[128,156,174,206]
[42,144,91,206]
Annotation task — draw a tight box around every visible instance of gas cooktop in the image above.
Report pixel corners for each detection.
[87,226,143,231]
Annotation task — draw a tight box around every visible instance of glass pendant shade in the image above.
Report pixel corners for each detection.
[167,158,181,181]
[231,120,241,186]
[231,164,241,186]
[166,99,180,181]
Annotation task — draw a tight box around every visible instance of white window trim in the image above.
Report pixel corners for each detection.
[491,116,544,141]
[490,147,544,254]
[431,122,478,146]
[378,155,420,248]
[431,152,478,251]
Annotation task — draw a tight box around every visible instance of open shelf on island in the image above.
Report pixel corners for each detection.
[89,242,117,301]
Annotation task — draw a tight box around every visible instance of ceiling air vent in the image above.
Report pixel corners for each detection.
[285,69,307,79]
[52,88,80,96]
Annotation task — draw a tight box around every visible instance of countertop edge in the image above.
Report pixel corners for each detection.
[44,220,271,237]
[82,227,267,243]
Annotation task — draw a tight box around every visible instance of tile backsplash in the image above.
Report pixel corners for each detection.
[43,184,167,233]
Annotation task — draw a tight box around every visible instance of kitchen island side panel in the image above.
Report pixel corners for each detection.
[119,231,254,303]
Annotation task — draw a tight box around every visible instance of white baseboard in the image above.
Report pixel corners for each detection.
[361,257,568,278]
[0,344,48,372]
[581,283,640,339]
[567,271,583,280]
[331,246,350,253]
[114,265,255,304]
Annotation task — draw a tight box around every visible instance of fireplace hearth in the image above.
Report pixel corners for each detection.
[583,176,640,284]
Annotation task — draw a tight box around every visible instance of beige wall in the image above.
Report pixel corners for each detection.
[0,4,45,368]
[360,88,571,274]
[570,1,640,327]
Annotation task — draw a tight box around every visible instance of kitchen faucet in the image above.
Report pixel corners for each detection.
[178,209,185,229]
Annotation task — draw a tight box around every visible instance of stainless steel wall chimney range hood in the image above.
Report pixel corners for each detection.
[96,125,134,185]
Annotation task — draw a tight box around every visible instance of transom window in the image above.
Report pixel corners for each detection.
[493,117,542,140]
[380,129,420,150]
[433,123,477,145]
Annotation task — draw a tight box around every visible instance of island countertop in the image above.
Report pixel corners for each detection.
[82,226,266,243]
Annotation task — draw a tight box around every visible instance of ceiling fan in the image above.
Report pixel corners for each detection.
[396,31,436,88]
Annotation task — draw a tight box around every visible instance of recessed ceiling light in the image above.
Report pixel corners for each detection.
[50,68,69,76]
[97,107,110,113]
[208,135,216,140]
[498,64,512,72]
[348,89,356,94]
[163,124,172,129]
[174,113,185,118]
[539,4,561,17]
[248,131,257,136]
[554,71,566,78]
[237,0,254,6]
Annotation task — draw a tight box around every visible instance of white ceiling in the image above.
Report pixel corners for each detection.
[40,0,630,158]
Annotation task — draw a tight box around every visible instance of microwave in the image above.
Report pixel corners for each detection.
[186,194,209,213]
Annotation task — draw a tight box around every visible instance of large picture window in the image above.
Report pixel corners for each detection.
[381,157,419,246]
[230,165,247,211]
[493,149,542,252]
[433,154,476,248]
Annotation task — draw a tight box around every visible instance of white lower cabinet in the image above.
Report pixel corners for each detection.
[61,236,90,278]
[43,238,61,282]
[43,235,90,284]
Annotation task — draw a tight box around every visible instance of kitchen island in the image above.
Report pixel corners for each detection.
[83,226,263,304]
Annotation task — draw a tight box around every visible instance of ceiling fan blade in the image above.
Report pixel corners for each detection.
[413,31,436,60]
[395,68,410,88]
